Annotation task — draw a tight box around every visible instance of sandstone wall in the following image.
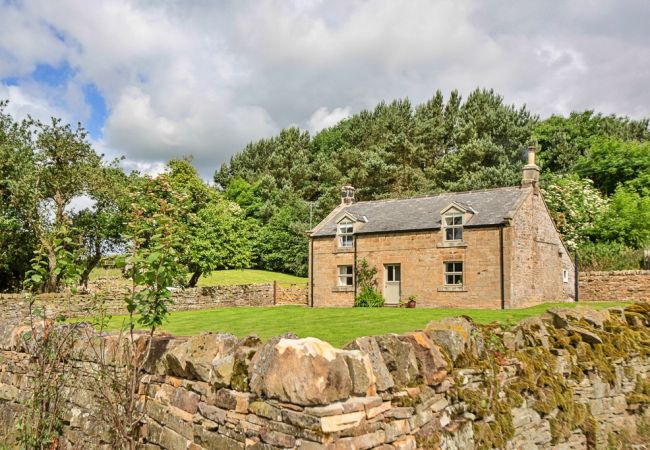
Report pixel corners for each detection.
[0,304,648,449]
[275,283,310,305]
[0,282,308,320]
[509,189,575,307]
[579,270,650,302]
[311,226,506,309]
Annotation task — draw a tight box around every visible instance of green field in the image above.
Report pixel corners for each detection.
[90,268,307,287]
[107,301,627,348]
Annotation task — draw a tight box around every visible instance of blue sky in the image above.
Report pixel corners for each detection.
[2,62,107,137]
[1,0,649,177]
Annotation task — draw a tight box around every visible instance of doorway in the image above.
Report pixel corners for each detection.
[384,264,401,306]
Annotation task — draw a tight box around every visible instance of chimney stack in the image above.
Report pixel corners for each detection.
[341,185,355,206]
[521,145,540,192]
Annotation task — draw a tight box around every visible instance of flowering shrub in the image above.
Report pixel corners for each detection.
[542,175,609,250]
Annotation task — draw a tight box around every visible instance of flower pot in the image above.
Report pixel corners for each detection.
[406,300,416,308]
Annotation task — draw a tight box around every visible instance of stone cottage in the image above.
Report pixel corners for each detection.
[307,147,575,308]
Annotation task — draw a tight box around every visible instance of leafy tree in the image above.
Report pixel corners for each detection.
[0,101,37,291]
[119,174,188,328]
[186,201,252,287]
[158,159,252,287]
[534,111,650,174]
[256,197,310,276]
[71,166,131,287]
[0,104,119,292]
[575,138,650,195]
[593,186,650,249]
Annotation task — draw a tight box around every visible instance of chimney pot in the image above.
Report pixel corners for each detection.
[527,145,537,165]
[522,146,540,192]
[341,185,355,205]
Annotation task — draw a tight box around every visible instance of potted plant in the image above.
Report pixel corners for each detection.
[406,295,417,308]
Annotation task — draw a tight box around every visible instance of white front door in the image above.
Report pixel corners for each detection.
[384,264,401,306]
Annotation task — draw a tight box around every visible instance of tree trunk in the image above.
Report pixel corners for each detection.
[80,240,102,289]
[46,247,58,293]
[188,269,202,288]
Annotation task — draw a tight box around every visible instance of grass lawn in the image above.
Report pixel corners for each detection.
[107,301,627,348]
[197,269,307,286]
[90,268,307,286]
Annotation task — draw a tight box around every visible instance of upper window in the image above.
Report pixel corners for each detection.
[337,265,354,286]
[337,219,354,248]
[443,213,463,241]
[444,262,463,285]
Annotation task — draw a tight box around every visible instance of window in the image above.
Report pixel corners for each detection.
[386,264,401,282]
[444,262,463,285]
[563,269,569,283]
[443,213,463,241]
[337,265,354,286]
[337,219,354,248]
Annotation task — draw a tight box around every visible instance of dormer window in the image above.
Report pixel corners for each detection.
[337,219,354,248]
[443,213,463,241]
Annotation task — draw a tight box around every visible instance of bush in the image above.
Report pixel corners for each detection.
[354,287,385,307]
[577,242,644,271]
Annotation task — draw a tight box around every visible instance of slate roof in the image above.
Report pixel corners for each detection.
[310,186,529,237]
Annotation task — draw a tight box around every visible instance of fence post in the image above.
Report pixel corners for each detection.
[273,280,277,305]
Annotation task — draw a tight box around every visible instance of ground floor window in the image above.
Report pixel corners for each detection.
[563,269,569,283]
[444,261,463,285]
[337,265,354,286]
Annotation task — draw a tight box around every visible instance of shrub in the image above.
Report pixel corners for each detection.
[577,242,644,271]
[354,287,385,307]
[355,258,378,291]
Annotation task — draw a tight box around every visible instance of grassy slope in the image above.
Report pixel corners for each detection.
[90,268,307,286]
[197,270,307,286]
[108,301,626,348]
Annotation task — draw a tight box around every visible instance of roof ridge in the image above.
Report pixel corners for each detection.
[349,185,521,206]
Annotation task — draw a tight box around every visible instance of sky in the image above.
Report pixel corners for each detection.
[1,0,649,178]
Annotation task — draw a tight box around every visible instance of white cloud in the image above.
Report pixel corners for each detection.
[308,106,351,133]
[1,0,649,178]
[0,84,72,124]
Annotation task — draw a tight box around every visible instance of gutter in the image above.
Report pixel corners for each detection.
[353,235,358,300]
[310,238,314,307]
[499,224,505,310]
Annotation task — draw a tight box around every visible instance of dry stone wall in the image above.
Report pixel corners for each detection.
[0,304,648,449]
[275,283,310,305]
[579,270,650,302]
[0,283,308,321]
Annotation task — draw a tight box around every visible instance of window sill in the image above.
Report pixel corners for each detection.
[332,286,354,292]
[437,241,467,248]
[437,286,467,292]
[334,247,354,253]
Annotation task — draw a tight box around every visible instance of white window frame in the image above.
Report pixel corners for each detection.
[443,213,464,242]
[444,261,464,286]
[385,264,401,282]
[337,265,354,287]
[337,219,354,248]
[563,269,569,283]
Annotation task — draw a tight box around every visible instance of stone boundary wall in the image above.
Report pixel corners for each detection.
[0,283,308,321]
[579,270,650,302]
[0,304,648,449]
[275,282,309,305]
